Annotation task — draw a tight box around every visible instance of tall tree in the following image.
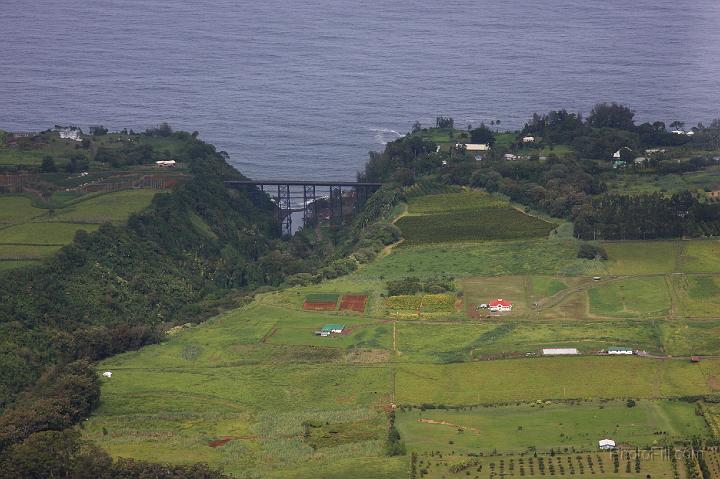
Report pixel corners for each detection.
[587,103,635,130]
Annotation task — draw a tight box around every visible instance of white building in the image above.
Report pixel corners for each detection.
[613,147,632,159]
[488,299,512,312]
[457,143,490,152]
[598,439,616,450]
[608,348,633,355]
[522,136,535,143]
[542,348,579,356]
[58,128,82,142]
[155,160,177,168]
[504,153,518,161]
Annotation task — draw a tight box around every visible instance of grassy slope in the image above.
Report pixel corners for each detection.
[84,188,720,477]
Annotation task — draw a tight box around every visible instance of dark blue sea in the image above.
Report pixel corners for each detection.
[1,0,719,180]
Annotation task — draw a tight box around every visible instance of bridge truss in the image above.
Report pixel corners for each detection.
[225,180,382,234]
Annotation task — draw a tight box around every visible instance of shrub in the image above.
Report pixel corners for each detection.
[577,243,608,260]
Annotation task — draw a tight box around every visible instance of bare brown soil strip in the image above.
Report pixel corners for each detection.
[303,301,337,311]
[417,418,480,433]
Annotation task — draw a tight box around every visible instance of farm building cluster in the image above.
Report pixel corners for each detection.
[476,298,513,313]
[314,324,345,337]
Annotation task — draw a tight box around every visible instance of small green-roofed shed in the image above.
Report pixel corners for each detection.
[321,324,345,333]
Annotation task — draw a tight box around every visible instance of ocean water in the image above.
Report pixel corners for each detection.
[1,0,719,180]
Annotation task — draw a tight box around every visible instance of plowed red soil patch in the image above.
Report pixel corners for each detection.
[303,301,337,311]
[339,294,368,313]
[208,437,233,448]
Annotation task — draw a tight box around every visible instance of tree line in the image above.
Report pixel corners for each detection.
[574,192,720,240]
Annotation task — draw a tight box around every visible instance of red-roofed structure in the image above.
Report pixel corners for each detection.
[488,299,512,312]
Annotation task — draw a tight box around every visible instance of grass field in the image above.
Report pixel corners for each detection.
[599,240,720,275]
[397,400,706,452]
[355,239,594,280]
[42,189,159,224]
[0,196,46,224]
[588,277,671,318]
[671,275,720,317]
[84,301,396,477]
[0,189,158,268]
[0,222,99,245]
[394,357,720,405]
[395,320,664,362]
[659,320,720,356]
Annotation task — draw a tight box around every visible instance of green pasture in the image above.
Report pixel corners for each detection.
[599,240,720,275]
[395,320,663,363]
[659,319,720,356]
[354,240,593,280]
[0,189,157,265]
[599,241,680,275]
[671,275,720,317]
[0,196,45,224]
[588,276,671,318]
[0,130,92,166]
[606,166,720,196]
[0,222,99,245]
[100,303,391,370]
[394,357,720,405]
[679,241,720,272]
[530,276,569,299]
[267,321,392,350]
[42,189,159,224]
[87,303,394,477]
[397,400,706,452]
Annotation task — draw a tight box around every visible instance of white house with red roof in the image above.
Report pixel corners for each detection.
[488,298,512,312]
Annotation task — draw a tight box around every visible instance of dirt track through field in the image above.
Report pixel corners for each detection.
[417,418,480,433]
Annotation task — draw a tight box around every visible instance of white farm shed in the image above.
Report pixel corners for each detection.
[598,439,616,450]
[542,348,579,356]
[458,143,490,151]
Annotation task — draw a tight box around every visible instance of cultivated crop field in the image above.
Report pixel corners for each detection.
[385,293,458,319]
[396,191,556,244]
[410,451,675,479]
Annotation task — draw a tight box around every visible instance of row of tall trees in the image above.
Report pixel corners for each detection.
[574,192,720,240]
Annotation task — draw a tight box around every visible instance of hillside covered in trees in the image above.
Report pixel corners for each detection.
[361,103,720,239]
